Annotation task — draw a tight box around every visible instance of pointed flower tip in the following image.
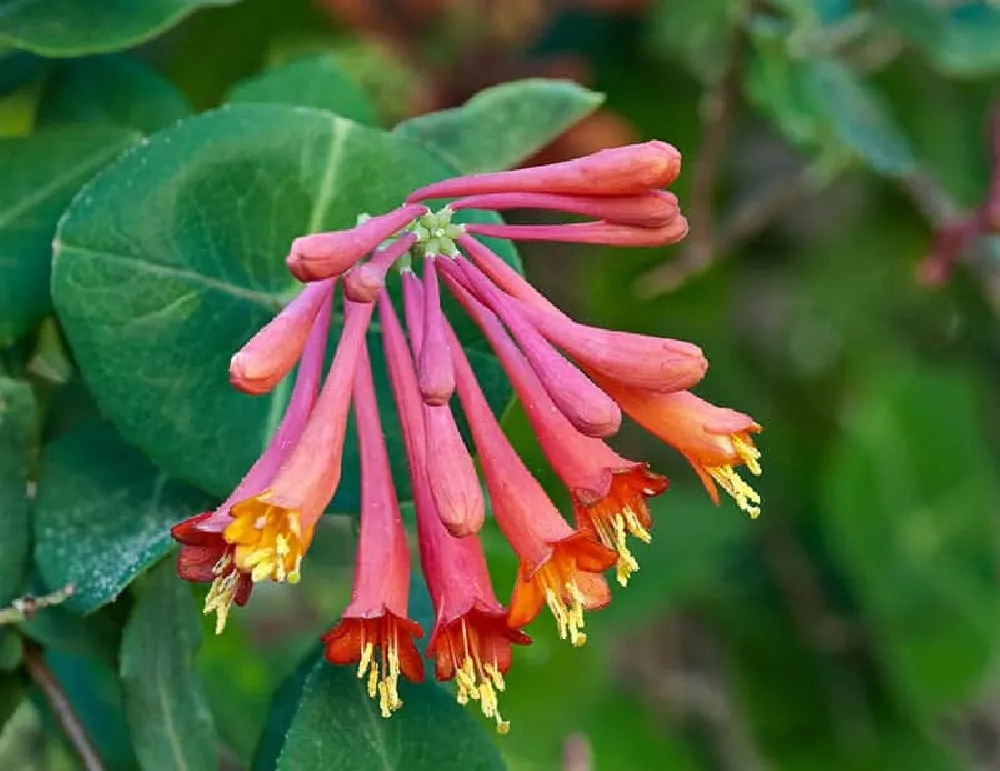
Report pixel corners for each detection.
[228,280,332,395]
[342,263,384,303]
[286,204,426,282]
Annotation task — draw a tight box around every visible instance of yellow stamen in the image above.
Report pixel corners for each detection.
[733,434,762,476]
[224,498,306,583]
[539,567,588,647]
[587,504,651,587]
[447,620,509,733]
[708,464,761,518]
[203,552,238,635]
[356,624,403,718]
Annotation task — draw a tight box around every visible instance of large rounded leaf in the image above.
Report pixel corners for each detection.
[52,104,519,509]
[225,53,376,126]
[38,54,191,133]
[121,560,218,771]
[256,653,505,771]
[33,419,213,614]
[0,125,139,345]
[0,0,241,57]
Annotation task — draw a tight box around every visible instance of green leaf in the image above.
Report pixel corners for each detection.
[121,560,217,771]
[647,0,736,83]
[269,656,505,771]
[822,363,1000,719]
[747,43,915,177]
[20,592,126,665]
[806,60,916,177]
[395,79,603,174]
[0,668,23,731]
[38,54,191,133]
[883,0,1000,77]
[0,377,36,607]
[45,648,139,769]
[33,420,214,614]
[52,103,519,509]
[0,125,139,345]
[0,47,41,96]
[0,0,242,57]
[746,28,827,149]
[226,52,376,125]
[250,646,321,771]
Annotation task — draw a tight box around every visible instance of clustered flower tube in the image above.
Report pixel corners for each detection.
[171,140,763,731]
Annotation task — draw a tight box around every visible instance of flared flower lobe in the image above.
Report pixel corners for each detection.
[322,339,424,717]
[572,466,668,586]
[172,288,332,633]
[323,614,425,718]
[507,533,616,647]
[605,386,763,517]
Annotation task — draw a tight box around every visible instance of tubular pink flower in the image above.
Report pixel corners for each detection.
[416,257,455,405]
[379,289,527,731]
[441,271,667,585]
[514,300,707,392]
[458,234,705,391]
[402,272,483,537]
[229,279,334,395]
[286,204,427,282]
[451,190,679,228]
[322,340,424,718]
[173,290,332,633]
[343,232,418,303]
[464,216,689,247]
[456,234,558,313]
[444,307,616,646]
[223,296,375,584]
[406,141,682,202]
[598,384,763,518]
[443,256,621,438]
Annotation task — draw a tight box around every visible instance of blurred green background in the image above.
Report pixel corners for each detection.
[1,1,998,769]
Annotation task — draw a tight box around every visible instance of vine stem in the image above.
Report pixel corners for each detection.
[22,642,106,771]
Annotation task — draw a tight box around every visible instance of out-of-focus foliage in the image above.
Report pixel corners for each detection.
[1,0,998,770]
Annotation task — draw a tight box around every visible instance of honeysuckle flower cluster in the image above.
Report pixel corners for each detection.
[171,141,762,732]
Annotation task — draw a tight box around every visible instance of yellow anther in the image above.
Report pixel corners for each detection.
[732,435,762,476]
[367,661,379,699]
[709,464,761,518]
[358,641,374,679]
[543,579,588,648]
[203,552,238,635]
[224,500,306,583]
[446,621,510,733]
[356,626,403,719]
